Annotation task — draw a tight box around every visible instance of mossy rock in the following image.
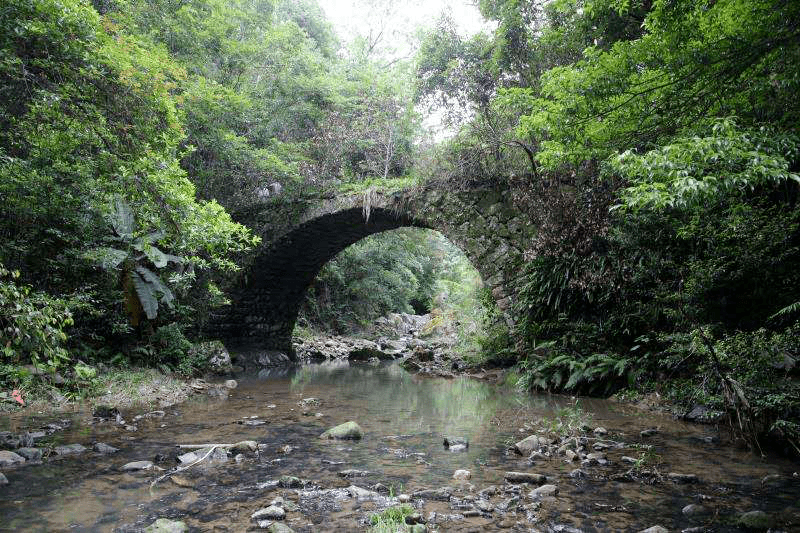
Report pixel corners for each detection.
[737,510,774,530]
[320,421,363,440]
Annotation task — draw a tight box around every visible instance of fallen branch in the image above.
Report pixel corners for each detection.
[150,445,220,488]
[176,443,233,449]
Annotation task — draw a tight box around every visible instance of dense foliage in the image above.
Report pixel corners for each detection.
[0,0,424,393]
[414,0,800,451]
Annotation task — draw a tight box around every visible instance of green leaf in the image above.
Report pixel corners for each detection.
[135,266,174,308]
[131,270,159,320]
[87,247,128,270]
[110,196,135,238]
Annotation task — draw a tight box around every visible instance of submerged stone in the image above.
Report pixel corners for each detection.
[54,444,87,456]
[93,442,119,454]
[452,469,471,480]
[144,518,188,533]
[737,510,773,530]
[529,484,558,498]
[252,505,286,520]
[320,421,363,440]
[504,471,546,484]
[121,460,153,471]
[16,448,42,461]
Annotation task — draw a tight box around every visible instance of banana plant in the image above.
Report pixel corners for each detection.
[87,197,183,325]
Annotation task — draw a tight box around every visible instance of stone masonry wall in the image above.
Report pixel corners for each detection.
[212,183,532,357]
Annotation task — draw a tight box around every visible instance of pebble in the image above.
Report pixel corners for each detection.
[504,471,546,484]
[338,469,369,478]
[529,484,558,498]
[278,475,302,488]
[121,460,153,471]
[564,449,578,462]
[266,524,294,533]
[682,503,710,517]
[231,440,258,453]
[54,444,88,456]
[568,468,588,479]
[251,505,285,520]
[593,427,608,436]
[93,442,119,454]
[638,527,668,533]
[178,452,198,464]
[443,436,469,448]
[398,494,411,503]
[224,379,238,389]
[453,469,471,480]
[668,472,698,484]
[143,518,188,532]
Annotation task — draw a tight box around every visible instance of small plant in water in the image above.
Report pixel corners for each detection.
[539,399,593,438]
[368,504,415,532]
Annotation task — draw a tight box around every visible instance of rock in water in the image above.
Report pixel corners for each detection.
[0,451,25,467]
[738,510,773,529]
[443,436,468,449]
[453,469,471,480]
[513,435,544,455]
[319,421,363,440]
[529,484,559,498]
[16,448,42,461]
[231,440,258,453]
[0,473,8,484]
[252,505,286,520]
[93,442,119,454]
[121,460,153,471]
[504,471,546,484]
[267,524,294,533]
[144,518,188,532]
[54,444,88,456]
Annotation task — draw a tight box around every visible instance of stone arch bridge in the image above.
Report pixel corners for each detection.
[214,183,534,357]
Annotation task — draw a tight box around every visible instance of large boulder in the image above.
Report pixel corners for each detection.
[513,434,547,455]
[320,421,363,440]
[0,451,25,467]
[189,341,231,373]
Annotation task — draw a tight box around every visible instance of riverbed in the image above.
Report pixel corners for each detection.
[1,360,798,532]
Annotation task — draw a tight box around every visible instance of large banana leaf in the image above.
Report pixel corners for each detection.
[110,196,135,238]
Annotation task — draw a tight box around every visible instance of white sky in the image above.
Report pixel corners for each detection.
[317,0,489,56]
[316,0,490,139]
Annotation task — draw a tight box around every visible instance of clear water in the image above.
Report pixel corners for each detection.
[1,360,798,532]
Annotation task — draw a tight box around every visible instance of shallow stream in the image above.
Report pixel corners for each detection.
[1,360,798,532]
